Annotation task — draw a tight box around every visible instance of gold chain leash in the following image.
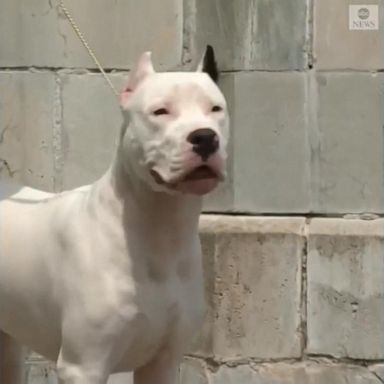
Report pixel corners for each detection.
[58,0,119,98]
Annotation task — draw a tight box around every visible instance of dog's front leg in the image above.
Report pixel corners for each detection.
[134,350,180,384]
[57,346,110,384]
[56,312,129,384]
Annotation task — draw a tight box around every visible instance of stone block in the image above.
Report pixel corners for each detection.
[314,0,384,70]
[59,73,125,190]
[193,216,304,360]
[189,0,308,70]
[107,373,133,384]
[307,218,384,359]
[210,363,382,384]
[0,72,56,191]
[203,74,235,212]
[180,358,208,384]
[25,352,57,384]
[0,0,182,69]
[370,364,384,381]
[190,229,216,355]
[26,362,57,384]
[313,73,384,213]
[204,72,310,213]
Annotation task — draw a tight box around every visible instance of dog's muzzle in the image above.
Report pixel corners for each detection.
[149,127,225,196]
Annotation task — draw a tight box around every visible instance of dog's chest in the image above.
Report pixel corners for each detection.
[112,256,205,371]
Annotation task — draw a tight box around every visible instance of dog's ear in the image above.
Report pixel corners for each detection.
[120,52,155,107]
[197,45,219,83]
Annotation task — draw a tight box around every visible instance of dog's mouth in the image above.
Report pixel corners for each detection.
[183,165,218,181]
[150,165,223,195]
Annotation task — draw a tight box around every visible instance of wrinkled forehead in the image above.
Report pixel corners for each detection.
[131,72,226,109]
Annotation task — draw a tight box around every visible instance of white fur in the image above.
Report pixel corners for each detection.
[0,52,229,384]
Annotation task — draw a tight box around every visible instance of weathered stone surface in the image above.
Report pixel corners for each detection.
[25,353,57,384]
[0,72,56,191]
[207,71,384,214]
[190,229,216,356]
[0,0,182,69]
[307,218,384,359]
[107,373,133,384]
[232,72,310,213]
[204,72,310,213]
[193,216,304,360]
[26,363,57,384]
[203,74,234,212]
[210,363,382,384]
[314,0,384,69]
[59,73,124,190]
[180,358,208,384]
[369,364,384,381]
[189,0,308,70]
[24,361,383,384]
[313,73,384,213]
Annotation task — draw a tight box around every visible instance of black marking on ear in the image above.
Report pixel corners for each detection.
[202,45,219,83]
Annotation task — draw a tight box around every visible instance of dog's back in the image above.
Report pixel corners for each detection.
[0,181,54,202]
[0,181,91,360]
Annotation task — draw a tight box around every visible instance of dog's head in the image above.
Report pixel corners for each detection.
[119,46,229,196]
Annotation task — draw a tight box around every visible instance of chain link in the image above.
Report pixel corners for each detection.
[58,0,119,98]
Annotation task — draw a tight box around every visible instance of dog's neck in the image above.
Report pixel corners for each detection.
[115,156,201,225]
[88,148,203,239]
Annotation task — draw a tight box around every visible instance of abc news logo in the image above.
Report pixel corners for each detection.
[349,5,379,30]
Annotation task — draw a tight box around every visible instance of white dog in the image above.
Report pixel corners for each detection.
[0,46,229,384]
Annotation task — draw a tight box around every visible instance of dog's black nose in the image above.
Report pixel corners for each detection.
[187,128,219,161]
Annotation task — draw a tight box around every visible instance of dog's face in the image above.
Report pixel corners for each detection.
[119,47,229,196]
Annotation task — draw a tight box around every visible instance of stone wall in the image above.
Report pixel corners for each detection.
[185,216,384,384]
[0,1,383,383]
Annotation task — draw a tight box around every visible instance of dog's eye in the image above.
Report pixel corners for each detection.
[211,105,223,113]
[152,108,169,116]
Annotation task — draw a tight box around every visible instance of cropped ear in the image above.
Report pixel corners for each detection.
[120,52,155,107]
[197,45,219,83]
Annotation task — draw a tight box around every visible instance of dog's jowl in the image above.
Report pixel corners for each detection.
[0,46,229,384]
